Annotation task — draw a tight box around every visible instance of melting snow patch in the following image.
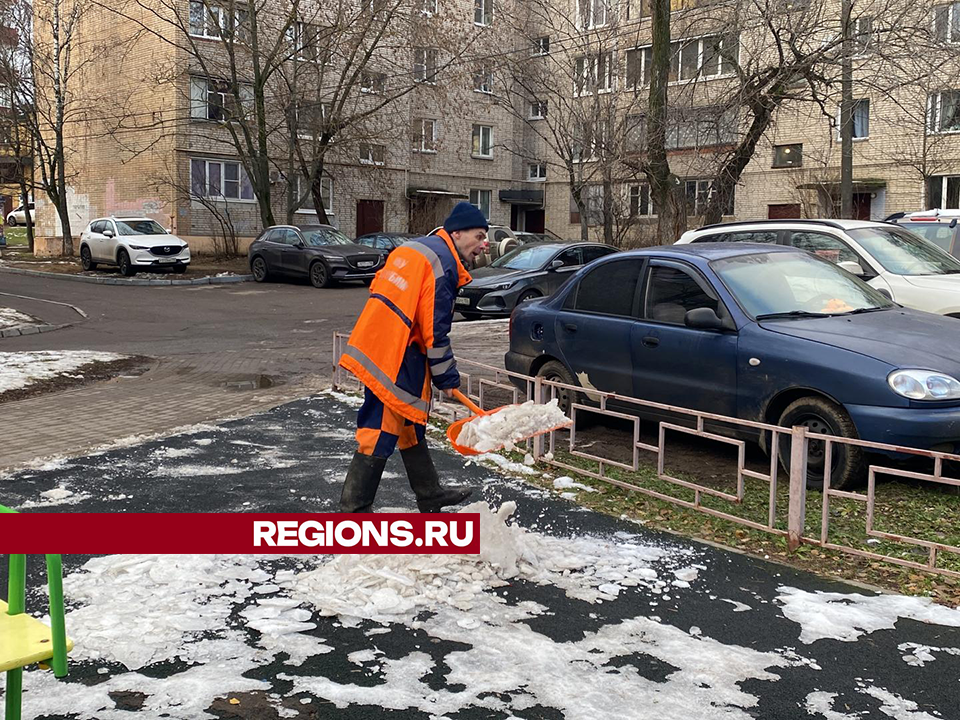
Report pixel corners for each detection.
[859,685,943,719]
[804,691,861,719]
[0,306,40,329]
[553,476,596,492]
[0,350,126,393]
[468,452,538,476]
[899,642,960,668]
[455,399,569,452]
[721,599,753,613]
[777,587,960,644]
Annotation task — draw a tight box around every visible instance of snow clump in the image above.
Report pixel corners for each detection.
[456,399,569,452]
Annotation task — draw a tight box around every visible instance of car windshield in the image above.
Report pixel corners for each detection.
[901,223,956,253]
[302,227,352,246]
[846,227,960,275]
[713,251,894,318]
[490,244,557,270]
[116,220,167,236]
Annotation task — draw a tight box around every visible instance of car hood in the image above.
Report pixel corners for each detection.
[901,273,960,291]
[468,266,535,286]
[760,308,960,371]
[310,243,376,257]
[125,234,186,245]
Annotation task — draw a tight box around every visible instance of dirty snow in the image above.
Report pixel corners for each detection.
[0,306,39,329]
[777,587,960,643]
[899,642,960,667]
[804,691,860,719]
[0,350,126,393]
[553,476,597,492]
[456,398,569,452]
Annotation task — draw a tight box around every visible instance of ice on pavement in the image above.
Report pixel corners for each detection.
[456,398,569,452]
[777,586,960,643]
[0,350,126,393]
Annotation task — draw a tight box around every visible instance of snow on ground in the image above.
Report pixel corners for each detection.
[456,398,570,452]
[0,350,125,393]
[777,587,960,644]
[0,306,40,329]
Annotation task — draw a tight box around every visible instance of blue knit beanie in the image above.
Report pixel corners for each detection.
[443,201,489,233]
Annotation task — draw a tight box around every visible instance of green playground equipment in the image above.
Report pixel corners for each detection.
[1,505,72,720]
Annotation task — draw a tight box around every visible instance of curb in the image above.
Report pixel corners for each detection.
[0,265,253,286]
[0,322,72,339]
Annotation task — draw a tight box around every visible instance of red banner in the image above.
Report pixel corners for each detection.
[0,513,481,554]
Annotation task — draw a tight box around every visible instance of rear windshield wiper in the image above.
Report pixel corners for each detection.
[756,310,826,320]
[840,306,890,315]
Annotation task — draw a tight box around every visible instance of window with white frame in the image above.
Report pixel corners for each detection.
[189,1,246,39]
[928,90,960,133]
[190,158,254,200]
[414,48,439,83]
[415,118,438,152]
[575,51,614,94]
[359,144,386,165]
[625,0,650,20]
[474,0,493,25]
[684,178,734,216]
[529,99,547,119]
[190,77,252,121]
[469,189,491,218]
[628,184,653,217]
[471,124,493,158]
[420,0,438,15]
[293,174,334,214]
[572,117,608,162]
[665,107,738,149]
[670,34,738,82]
[584,184,604,225]
[528,162,547,181]
[533,36,550,55]
[293,22,324,62]
[294,100,330,139]
[474,65,494,93]
[836,99,870,139]
[360,71,385,94]
[853,16,874,55]
[626,46,653,88]
[0,85,10,108]
[934,3,960,43]
[578,0,609,29]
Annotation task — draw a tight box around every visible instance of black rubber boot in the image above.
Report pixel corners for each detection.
[400,441,473,512]
[339,452,388,513]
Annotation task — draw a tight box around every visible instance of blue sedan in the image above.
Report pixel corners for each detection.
[505,243,960,489]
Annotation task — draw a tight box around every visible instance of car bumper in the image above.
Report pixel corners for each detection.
[329,264,379,280]
[131,249,191,267]
[504,350,537,392]
[847,402,960,454]
[455,287,523,315]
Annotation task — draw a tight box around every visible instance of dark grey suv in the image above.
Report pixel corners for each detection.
[456,242,617,319]
[249,225,386,288]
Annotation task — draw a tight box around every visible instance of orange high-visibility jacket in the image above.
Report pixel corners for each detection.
[339,229,472,425]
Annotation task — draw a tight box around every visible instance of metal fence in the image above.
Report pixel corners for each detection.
[332,332,960,579]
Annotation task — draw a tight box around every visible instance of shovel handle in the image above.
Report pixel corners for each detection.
[451,389,486,416]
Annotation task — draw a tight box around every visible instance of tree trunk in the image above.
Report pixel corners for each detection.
[19,182,33,253]
[644,0,686,243]
[602,172,614,246]
[55,151,72,255]
[312,169,331,226]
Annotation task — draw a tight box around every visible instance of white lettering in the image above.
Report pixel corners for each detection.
[253,521,276,547]
[391,520,414,547]
[276,520,299,546]
[448,520,474,548]
[425,521,449,547]
[335,520,362,546]
[298,520,323,547]
[363,520,389,546]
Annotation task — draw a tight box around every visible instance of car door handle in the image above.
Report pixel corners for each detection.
[642,336,660,348]
[563,323,577,332]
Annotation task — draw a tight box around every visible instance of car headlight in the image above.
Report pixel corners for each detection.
[321,254,344,262]
[493,281,516,291]
[888,369,960,400]
[129,244,149,250]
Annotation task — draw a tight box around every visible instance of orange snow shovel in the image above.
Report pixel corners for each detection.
[446,389,572,456]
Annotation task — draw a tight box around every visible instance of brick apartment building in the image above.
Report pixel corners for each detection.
[28,0,960,251]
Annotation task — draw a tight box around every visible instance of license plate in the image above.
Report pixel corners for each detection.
[159,259,174,263]
[455,297,470,306]
[357,260,374,268]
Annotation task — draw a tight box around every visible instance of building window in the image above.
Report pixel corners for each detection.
[295,100,330,139]
[928,91,960,133]
[293,22,323,62]
[684,179,734,216]
[415,118,437,152]
[628,184,653,216]
[471,124,493,158]
[360,71,385,94]
[420,0,438,15]
[664,107,738,150]
[578,0,609,28]
[838,99,870,139]
[853,16,874,55]
[0,85,10,108]
[776,0,810,11]
[188,1,246,39]
[469,189,491,218]
[625,0,650,20]
[474,0,493,25]
[414,48,439,83]
[626,47,653,88]
[190,158,254,200]
[670,34,738,82]
[190,77,252,121]
[529,99,547,119]
[294,174,334,214]
[534,36,550,55]
[773,143,802,168]
[575,51,614,94]
[528,162,547,181]
[928,175,960,209]
[584,184,604,225]
[359,144,386,165]
[934,3,960,43]
[474,65,494,94]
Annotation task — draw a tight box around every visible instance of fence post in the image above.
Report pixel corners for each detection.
[787,425,808,552]
[532,375,544,459]
[331,332,339,390]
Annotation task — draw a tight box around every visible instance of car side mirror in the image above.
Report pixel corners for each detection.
[876,287,893,300]
[837,260,865,276]
[685,307,724,330]
[549,259,564,270]
[102,229,114,238]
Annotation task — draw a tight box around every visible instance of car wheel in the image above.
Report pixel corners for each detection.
[80,245,97,271]
[117,249,136,276]
[310,260,332,288]
[6,217,16,227]
[517,290,541,305]
[251,256,269,282]
[536,360,580,417]
[777,396,864,491]
[172,264,187,274]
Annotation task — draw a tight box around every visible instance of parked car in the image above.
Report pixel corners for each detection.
[886,209,960,260]
[677,218,960,317]
[249,224,387,288]
[79,217,190,276]
[355,232,418,254]
[6,202,34,227]
[457,242,617,319]
[514,230,562,244]
[429,224,519,267]
[506,243,960,489]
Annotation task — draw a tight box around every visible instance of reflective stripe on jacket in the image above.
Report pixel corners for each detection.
[339,229,472,424]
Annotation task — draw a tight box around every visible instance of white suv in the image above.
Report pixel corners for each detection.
[677,219,960,317]
[79,217,190,276]
[6,202,34,226]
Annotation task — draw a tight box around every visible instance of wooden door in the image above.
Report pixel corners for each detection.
[356,200,384,237]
